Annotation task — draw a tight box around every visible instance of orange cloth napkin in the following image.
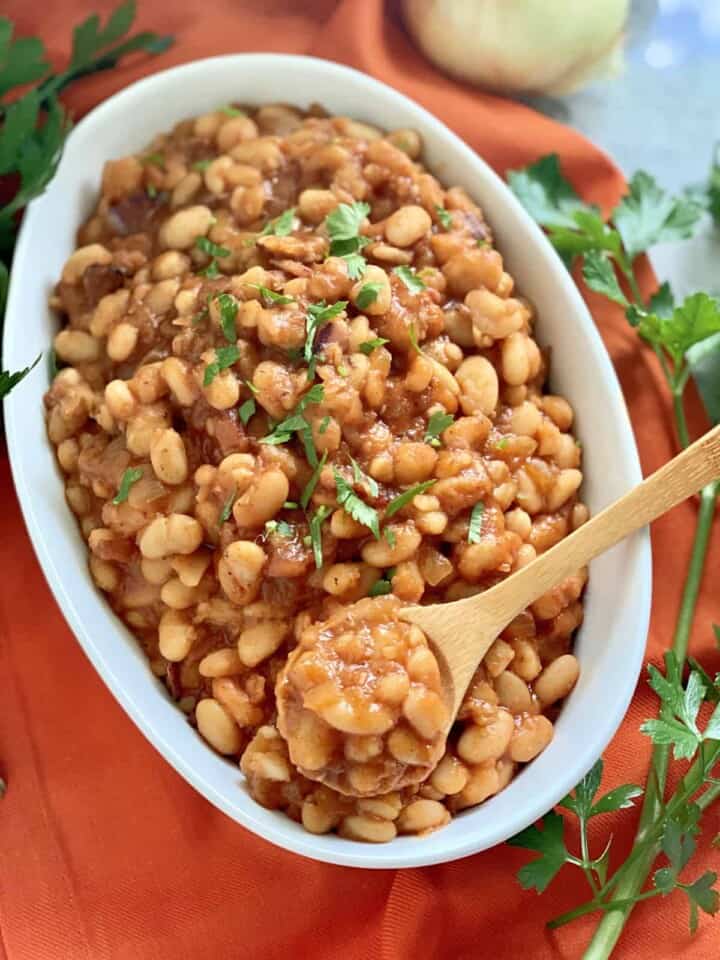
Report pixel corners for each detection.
[1,2,718,958]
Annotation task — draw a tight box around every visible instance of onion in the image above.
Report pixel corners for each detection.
[402,0,630,96]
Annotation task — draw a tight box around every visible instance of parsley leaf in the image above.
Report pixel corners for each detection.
[467,501,484,544]
[325,201,370,278]
[304,300,347,372]
[685,872,720,933]
[686,330,720,426]
[113,466,143,504]
[424,410,453,446]
[507,812,570,893]
[407,323,423,355]
[252,284,295,305]
[259,207,295,238]
[218,489,236,524]
[260,384,324,449]
[0,352,41,399]
[350,456,379,497]
[203,345,239,386]
[393,265,425,294]
[613,171,703,261]
[334,470,380,538]
[507,154,596,230]
[300,450,328,510]
[435,205,453,229]
[192,158,212,172]
[265,519,294,538]
[385,480,436,518]
[218,104,244,117]
[582,251,628,307]
[368,577,393,597]
[356,282,382,310]
[309,504,332,569]
[196,236,230,259]
[632,293,720,369]
[318,415,331,434]
[238,397,255,425]
[215,292,238,343]
[359,337,389,355]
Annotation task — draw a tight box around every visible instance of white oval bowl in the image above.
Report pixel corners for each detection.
[3,54,651,869]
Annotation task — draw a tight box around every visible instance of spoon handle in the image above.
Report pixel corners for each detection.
[475,424,720,631]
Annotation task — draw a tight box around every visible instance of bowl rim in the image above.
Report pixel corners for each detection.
[3,52,652,869]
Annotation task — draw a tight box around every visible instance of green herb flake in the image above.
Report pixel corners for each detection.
[304,300,347,369]
[496,437,510,450]
[368,578,392,597]
[435,205,453,229]
[218,489,236,525]
[259,207,295,238]
[283,501,299,510]
[325,201,371,278]
[337,364,349,376]
[318,415,331,435]
[245,379,259,394]
[266,519,294,538]
[393,265,426,294]
[467,502,485,544]
[350,456,379,497]
[215,292,238,343]
[356,282,382,310]
[113,467,143,505]
[407,323,423,356]
[196,236,230,259]
[203,345,240,386]
[146,183,157,198]
[238,397,256,425]
[424,410,454,447]
[300,451,328,510]
[385,480,436,518]
[219,104,245,117]
[383,527,397,548]
[143,152,164,169]
[1,354,42,400]
[260,384,325,448]
[334,470,380,539]
[252,284,295,305]
[359,337,390,355]
[192,158,212,172]
[309,504,332,569]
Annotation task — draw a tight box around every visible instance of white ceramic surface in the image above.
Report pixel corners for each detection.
[3,54,652,869]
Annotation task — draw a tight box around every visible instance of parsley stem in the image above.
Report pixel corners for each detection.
[672,387,691,449]
[583,482,719,959]
[580,820,601,896]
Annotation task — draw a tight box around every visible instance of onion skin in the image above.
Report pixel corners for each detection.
[402,0,630,96]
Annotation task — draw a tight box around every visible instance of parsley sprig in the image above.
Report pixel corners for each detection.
[259,384,324,466]
[510,652,720,935]
[0,2,173,402]
[507,152,720,954]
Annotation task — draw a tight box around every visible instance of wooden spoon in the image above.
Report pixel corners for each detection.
[401,424,720,718]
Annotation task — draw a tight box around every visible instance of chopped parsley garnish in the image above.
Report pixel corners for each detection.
[113,467,143,505]
[468,502,485,544]
[334,470,380,539]
[252,284,295,305]
[283,501,299,510]
[300,451,328,510]
[265,519,295,538]
[384,527,397,547]
[259,207,295,237]
[143,152,164,168]
[218,489,236,525]
[203,345,240,386]
[424,410,454,447]
[245,379,259,394]
[192,158,212,171]
[356,282,382,310]
[368,577,393,597]
[304,300,347,376]
[407,323,423,355]
[318,415,331,434]
[219,104,244,117]
[238,397,256,425]
[496,437,510,449]
[350,456,379,497]
[309,504,332,569]
[337,364,349,376]
[260,384,325,464]
[393,265,426,294]
[196,236,230,259]
[215,292,238,343]
[146,183,158,199]
[325,201,371,279]
[435,205,453,229]
[359,337,390,355]
[385,480,436,518]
